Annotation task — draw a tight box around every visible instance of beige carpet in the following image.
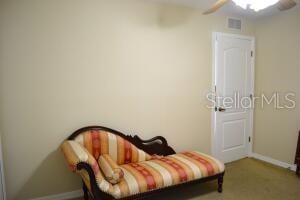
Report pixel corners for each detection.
[73,158,300,200]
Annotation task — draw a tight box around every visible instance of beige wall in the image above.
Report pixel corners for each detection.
[0,0,256,199]
[253,9,300,164]
[1,0,299,198]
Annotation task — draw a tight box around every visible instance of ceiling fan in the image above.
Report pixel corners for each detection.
[203,0,297,14]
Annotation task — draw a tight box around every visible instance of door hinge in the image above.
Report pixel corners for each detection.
[214,85,217,112]
[251,51,254,57]
[249,137,251,143]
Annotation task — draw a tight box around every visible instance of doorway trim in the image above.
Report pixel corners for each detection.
[211,32,255,161]
[0,135,6,200]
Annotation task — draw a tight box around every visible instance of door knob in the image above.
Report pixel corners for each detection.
[214,107,226,112]
[218,107,226,112]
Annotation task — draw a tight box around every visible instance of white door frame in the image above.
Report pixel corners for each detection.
[211,32,255,160]
[0,135,6,200]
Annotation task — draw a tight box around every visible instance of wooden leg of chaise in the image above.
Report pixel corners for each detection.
[83,182,89,200]
[218,175,224,193]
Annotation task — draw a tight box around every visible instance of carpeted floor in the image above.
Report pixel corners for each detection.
[72,158,300,200]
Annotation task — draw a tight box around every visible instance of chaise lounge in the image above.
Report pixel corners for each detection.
[61,126,225,200]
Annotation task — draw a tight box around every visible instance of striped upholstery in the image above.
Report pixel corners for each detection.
[61,133,225,199]
[111,151,225,199]
[61,141,117,196]
[98,154,124,184]
[74,130,152,165]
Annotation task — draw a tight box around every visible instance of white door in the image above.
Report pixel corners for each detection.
[212,33,254,163]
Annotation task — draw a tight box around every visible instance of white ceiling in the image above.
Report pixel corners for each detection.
[149,0,300,19]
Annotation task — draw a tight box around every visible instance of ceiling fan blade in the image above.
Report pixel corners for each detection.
[278,0,297,11]
[203,0,230,15]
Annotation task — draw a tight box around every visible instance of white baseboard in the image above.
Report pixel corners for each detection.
[250,153,297,171]
[31,190,83,200]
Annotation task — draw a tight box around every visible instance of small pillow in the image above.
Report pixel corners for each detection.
[98,154,124,184]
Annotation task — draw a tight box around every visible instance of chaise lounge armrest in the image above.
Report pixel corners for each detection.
[61,140,99,173]
[130,135,176,156]
[61,141,115,197]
